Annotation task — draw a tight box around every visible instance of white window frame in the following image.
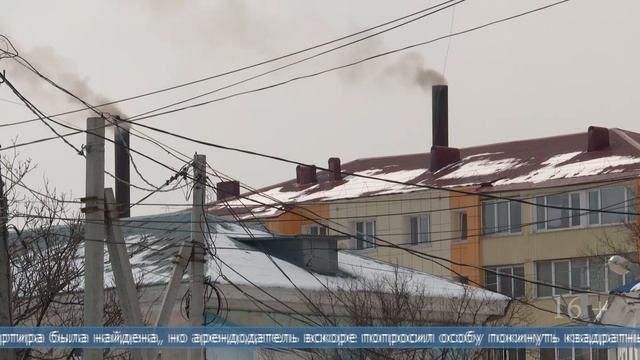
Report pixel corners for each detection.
[534,186,636,232]
[484,264,526,297]
[409,214,431,245]
[485,265,526,298]
[536,257,628,298]
[302,224,327,236]
[587,186,636,226]
[535,191,585,232]
[552,347,607,360]
[452,211,468,242]
[482,200,522,236]
[491,349,526,360]
[354,219,376,250]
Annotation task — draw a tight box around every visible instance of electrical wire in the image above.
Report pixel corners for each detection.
[1,0,571,158]
[0,0,459,128]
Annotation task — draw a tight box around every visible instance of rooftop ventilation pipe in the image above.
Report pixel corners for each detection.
[328,157,342,181]
[216,181,240,201]
[587,126,610,152]
[296,165,317,186]
[429,85,460,171]
[114,121,130,218]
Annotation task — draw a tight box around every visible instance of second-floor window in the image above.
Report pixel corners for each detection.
[535,186,635,231]
[485,265,525,298]
[355,220,376,249]
[588,187,636,225]
[409,214,430,244]
[482,200,522,235]
[536,192,582,230]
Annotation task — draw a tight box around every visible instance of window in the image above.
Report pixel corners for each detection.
[588,187,636,225]
[303,224,327,236]
[459,212,468,240]
[490,349,526,360]
[482,200,522,235]
[536,257,628,297]
[451,211,468,241]
[409,215,430,244]
[540,348,607,360]
[536,186,635,230]
[536,192,582,230]
[485,265,525,298]
[355,220,376,249]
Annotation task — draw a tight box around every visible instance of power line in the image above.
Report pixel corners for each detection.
[124,0,462,121]
[7,171,637,323]
[1,0,571,152]
[108,115,640,218]
[124,0,570,123]
[192,170,640,302]
[0,0,458,128]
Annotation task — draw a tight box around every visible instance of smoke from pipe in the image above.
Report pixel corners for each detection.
[4,45,125,123]
[383,52,447,91]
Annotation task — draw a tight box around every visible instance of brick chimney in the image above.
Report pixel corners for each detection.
[328,157,342,181]
[296,165,317,186]
[216,180,240,201]
[587,126,610,152]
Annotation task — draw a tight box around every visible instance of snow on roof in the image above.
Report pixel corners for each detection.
[208,128,640,219]
[104,211,506,302]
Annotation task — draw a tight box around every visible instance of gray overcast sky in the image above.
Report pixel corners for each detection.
[1,0,639,216]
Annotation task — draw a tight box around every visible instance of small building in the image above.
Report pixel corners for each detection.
[11,210,508,359]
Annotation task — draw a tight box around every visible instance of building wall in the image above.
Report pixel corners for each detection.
[480,180,638,327]
[265,204,330,235]
[449,191,483,286]
[256,178,638,329]
[328,190,453,278]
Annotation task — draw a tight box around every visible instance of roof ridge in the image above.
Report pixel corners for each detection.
[611,128,640,154]
[343,130,590,166]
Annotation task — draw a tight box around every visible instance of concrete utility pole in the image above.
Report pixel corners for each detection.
[154,242,190,328]
[0,162,16,360]
[103,189,152,360]
[188,154,206,360]
[83,117,105,360]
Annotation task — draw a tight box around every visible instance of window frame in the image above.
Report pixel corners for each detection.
[482,200,522,236]
[535,192,585,232]
[459,211,468,241]
[587,186,636,226]
[354,219,376,250]
[302,224,327,236]
[535,186,635,232]
[409,214,431,245]
[536,257,628,298]
[485,264,526,298]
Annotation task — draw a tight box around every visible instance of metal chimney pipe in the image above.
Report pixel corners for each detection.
[432,85,448,147]
[114,122,130,218]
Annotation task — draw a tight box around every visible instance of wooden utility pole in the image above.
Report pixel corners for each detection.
[0,161,16,360]
[84,117,105,360]
[188,154,206,360]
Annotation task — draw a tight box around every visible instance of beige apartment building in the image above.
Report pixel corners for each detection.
[207,86,640,360]
[209,125,640,333]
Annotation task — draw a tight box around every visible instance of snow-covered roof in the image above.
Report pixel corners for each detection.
[208,127,640,219]
[97,211,506,302]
